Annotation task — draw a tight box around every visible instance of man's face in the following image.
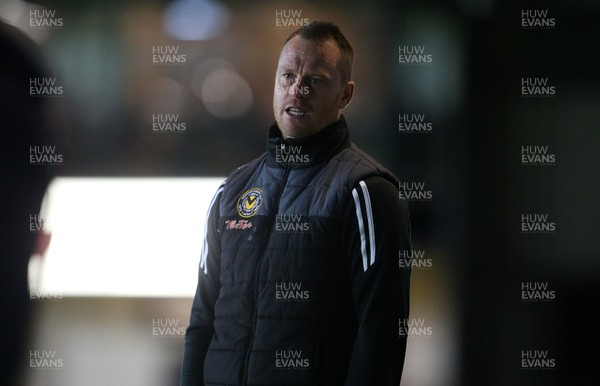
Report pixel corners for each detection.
[273,36,354,139]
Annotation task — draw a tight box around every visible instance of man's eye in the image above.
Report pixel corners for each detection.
[281,74,295,85]
[310,78,322,85]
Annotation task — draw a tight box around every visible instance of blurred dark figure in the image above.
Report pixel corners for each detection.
[0,20,54,386]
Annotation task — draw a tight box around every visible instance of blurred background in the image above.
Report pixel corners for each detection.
[1,0,599,385]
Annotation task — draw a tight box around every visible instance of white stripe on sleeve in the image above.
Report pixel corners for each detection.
[359,180,376,267]
[352,187,369,271]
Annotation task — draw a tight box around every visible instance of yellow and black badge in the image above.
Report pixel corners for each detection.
[237,188,263,218]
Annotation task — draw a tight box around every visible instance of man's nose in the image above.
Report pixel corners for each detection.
[292,78,309,99]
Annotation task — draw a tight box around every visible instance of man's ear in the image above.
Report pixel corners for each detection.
[339,81,355,109]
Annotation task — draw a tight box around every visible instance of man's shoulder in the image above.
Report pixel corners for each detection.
[222,152,267,187]
[332,143,399,187]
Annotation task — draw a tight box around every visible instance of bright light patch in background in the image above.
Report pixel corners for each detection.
[191,58,254,120]
[0,0,51,43]
[163,0,231,41]
[142,77,185,117]
[28,177,225,298]
[200,67,253,119]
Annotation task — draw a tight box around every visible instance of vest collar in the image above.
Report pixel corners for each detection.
[266,115,350,168]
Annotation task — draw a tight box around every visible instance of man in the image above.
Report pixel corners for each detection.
[182,21,412,386]
[0,20,55,386]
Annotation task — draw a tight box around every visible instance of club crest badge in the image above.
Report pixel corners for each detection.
[237,188,263,218]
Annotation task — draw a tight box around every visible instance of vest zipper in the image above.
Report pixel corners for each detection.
[242,152,292,385]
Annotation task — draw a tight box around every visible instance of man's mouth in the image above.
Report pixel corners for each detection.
[286,107,307,117]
